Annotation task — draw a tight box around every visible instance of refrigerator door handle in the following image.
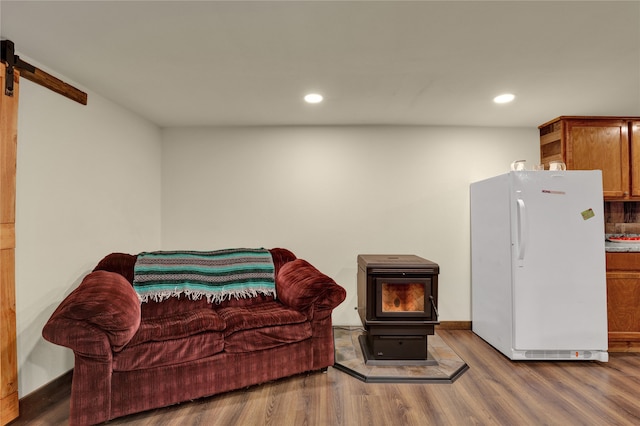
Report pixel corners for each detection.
[516,198,526,260]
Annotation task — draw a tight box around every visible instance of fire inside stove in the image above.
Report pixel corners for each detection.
[380,282,425,314]
[374,277,432,319]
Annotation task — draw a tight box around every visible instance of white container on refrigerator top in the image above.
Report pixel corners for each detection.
[470,170,608,362]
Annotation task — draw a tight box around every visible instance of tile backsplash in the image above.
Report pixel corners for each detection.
[604,202,640,234]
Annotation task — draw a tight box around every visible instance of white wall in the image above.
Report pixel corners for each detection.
[161,126,539,326]
[15,72,162,396]
[12,76,538,397]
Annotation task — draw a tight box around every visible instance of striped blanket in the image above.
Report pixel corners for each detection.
[133,248,276,303]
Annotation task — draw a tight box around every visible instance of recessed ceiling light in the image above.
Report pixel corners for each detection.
[493,93,515,104]
[304,93,323,104]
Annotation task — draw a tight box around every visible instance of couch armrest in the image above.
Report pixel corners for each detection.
[276,259,346,313]
[42,270,141,355]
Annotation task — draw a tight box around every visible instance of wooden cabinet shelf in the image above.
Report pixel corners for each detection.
[539,119,563,164]
[539,116,640,200]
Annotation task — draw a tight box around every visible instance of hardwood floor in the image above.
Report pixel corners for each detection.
[12,330,640,425]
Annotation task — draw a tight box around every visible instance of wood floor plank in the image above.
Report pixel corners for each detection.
[12,330,640,425]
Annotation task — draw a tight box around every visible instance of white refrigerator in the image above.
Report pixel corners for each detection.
[470,170,608,362]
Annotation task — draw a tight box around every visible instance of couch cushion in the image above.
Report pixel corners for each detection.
[217,301,308,335]
[128,308,226,346]
[217,301,310,353]
[112,332,225,371]
[224,322,312,353]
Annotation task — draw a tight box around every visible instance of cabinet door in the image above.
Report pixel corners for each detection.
[607,271,640,351]
[632,121,640,197]
[566,119,630,198]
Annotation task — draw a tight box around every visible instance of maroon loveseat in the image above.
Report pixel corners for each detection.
[42,248,346,425]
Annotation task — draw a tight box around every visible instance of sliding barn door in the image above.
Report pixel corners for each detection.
[0,62,19,424]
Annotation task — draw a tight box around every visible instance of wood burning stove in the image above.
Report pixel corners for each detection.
[357,254,439,365]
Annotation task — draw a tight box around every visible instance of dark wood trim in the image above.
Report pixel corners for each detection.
[609,340,640,353]
[436,321,471,330]
[1,39,87,106]
[19,67,87,105]
[10,371,72,425]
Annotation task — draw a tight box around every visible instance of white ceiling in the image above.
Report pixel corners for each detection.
[1,1,639,128]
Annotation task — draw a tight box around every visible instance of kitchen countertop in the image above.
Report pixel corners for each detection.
[605,234,640,252]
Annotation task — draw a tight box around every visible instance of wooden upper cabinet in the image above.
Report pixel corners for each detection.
[566,119,629,198]
[539,116,640,200]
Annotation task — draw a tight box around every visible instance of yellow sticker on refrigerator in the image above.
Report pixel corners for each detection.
[581,208,595,220]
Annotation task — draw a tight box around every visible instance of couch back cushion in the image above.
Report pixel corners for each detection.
[269,247,297,274]
[94,249,297,284]
[91,248,298,318]
[93,252,138,283]
[138,297,211,319]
